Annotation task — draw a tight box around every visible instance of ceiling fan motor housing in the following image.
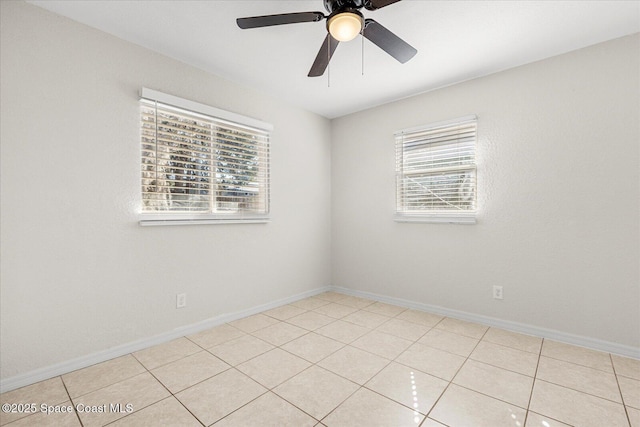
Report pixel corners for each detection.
[324,0,365,13]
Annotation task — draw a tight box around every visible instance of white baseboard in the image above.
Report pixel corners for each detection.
[0,286,331,394]
[329,285,640,359]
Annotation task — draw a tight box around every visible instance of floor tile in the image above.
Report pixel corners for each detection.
[315,320,370,344]
[208,334,274,366]
[318,345,389,385]
[435,317,488,339]
[618,375,640,409]
[187,324,245,349]
[422,419,447,427]
[0,377,70,425]
[1,400,80,427]
[629,406,640,427]
[541,340,613,373]
[430,384,527,427]
[341,310,389,328]
[251,321,307,346]
[176,369,266,426]
[323,387,423,426]
[363,301,407,317]
[291,297,331,310]
[453,359,533,408]
[313,303,359,319]
[263,304,307,320]
[314,292,349,303]
[109,396,201,426]
[273,366,358,420]
[61,355,146,398]
[365,362,448,415]
[613,354,640,380]
[529,379,628,427]
[470,341,539,376]
[213,392,317,427]
[351,330,413,359]
[151,350,230,393]
[229,313,280,333]
[482,328,542,354]
[286,311,336,331]
[72,372,170,427]
[395,310,443,327]
[237,348,311,388]
[9,292,638,427]
[335,295,376,309]
[133,337,201,370]
[536,356,621,402]
[525,412,571,426]
[281,332,344,363]
[418,328,479,357]
[396,343,466,381]
[375,318,431,342]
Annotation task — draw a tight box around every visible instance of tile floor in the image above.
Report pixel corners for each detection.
[1,291,639,426]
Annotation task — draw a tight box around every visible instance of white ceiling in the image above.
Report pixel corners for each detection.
[28,0,639,119]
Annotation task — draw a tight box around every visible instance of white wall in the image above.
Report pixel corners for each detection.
[0,1,331,380]
[331,34,640,349]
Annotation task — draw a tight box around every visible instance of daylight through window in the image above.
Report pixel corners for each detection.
[140,89,271,224]
[395,115,477,223]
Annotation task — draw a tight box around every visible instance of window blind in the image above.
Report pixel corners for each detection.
[140,89,271,222]
[395,116,477,221]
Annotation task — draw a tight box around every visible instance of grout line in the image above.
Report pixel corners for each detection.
[610,353,633,427]
[59,376,85,427]
[523,337,544,426]
[61,365,147,401]
[145,375,206,426]
[534,377,628,407]
[268,363,355,424]
[538,352,617,374]
[422,325,490,423]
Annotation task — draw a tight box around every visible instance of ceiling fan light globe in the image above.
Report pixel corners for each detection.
[328,12,363,42]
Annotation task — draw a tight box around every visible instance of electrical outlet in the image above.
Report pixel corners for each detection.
[492,286,503,300]
[176,293,187,308]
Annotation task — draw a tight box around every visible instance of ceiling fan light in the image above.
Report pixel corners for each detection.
[328,12,363,42]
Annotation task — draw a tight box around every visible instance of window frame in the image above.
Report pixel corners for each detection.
[394,115,478,224]
[138,88,273,226]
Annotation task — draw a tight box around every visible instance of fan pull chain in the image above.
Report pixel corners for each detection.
[327,35,331,88]
[362,32,365,76]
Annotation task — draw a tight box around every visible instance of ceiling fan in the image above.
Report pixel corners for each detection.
[237,0,417,77]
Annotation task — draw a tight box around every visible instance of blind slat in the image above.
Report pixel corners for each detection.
[396,117,477,214]
[141,95,270,216]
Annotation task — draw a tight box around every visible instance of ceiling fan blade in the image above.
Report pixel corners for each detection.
[237,11,325,29]
[364,0,402,11]
[308,34,339,77]
[362,18,417,63]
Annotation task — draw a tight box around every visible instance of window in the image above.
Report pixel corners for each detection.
[395,115,477,224]
[139,88,272,225]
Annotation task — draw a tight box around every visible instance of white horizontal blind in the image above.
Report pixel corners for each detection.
[395,116,477,217]
[140,92,270,220]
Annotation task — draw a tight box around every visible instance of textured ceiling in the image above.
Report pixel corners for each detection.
[28,0,640,118]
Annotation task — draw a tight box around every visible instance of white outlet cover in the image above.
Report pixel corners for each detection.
[493,286,503,300]
[176,293,187,308]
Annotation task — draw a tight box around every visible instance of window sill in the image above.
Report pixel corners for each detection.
[139,216,270,226]
[394,213,476,225]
